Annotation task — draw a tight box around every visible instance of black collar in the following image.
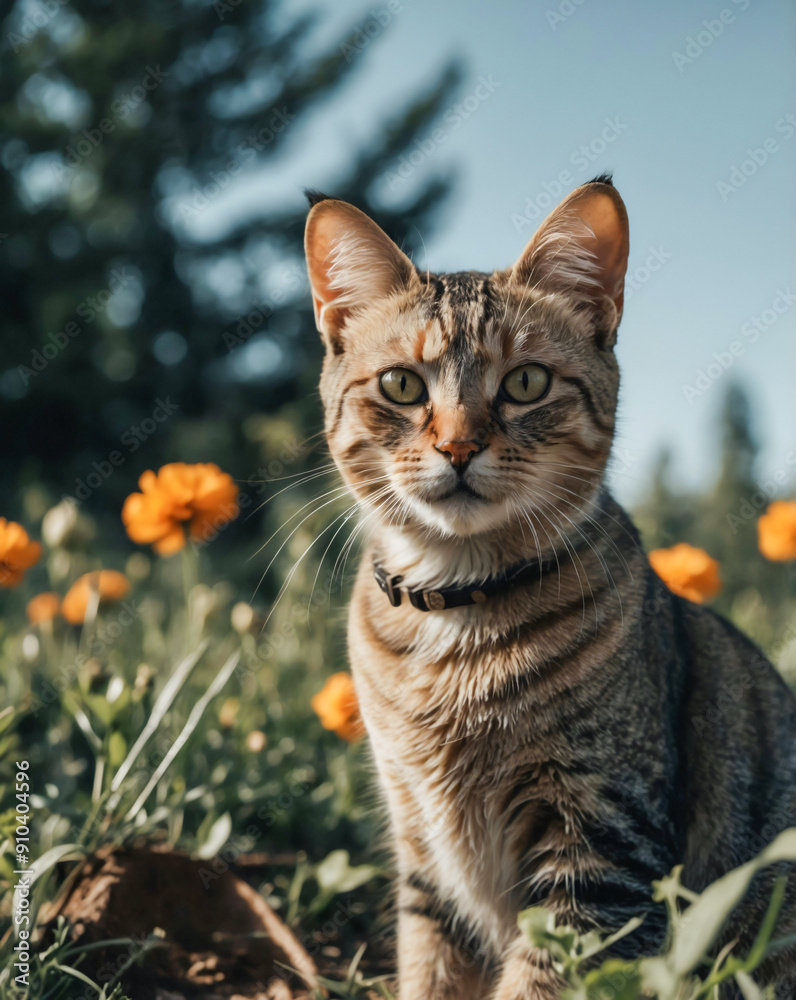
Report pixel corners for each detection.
[373,555,557,612]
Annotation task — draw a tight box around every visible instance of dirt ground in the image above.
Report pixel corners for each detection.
[41,845,394,999]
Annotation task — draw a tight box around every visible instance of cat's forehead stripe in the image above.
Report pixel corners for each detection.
[418,271,495,354]
[438,272,492,337]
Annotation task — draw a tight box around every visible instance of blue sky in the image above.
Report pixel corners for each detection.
[198,0,795,505]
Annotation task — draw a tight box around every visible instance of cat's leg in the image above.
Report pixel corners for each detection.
[490,935,562,1000]
[396,872,488,1000]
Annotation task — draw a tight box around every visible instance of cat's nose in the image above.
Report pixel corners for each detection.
[435,439,483,470]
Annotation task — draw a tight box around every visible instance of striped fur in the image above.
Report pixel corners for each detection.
[304,181,796,999]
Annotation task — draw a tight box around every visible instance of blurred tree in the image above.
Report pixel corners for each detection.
[0,0,461,562]
[633,446,691,550]
[702,381,767,614]
[714,381,758,501]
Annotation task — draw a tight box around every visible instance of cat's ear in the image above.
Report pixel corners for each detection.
[304,195,418,350]
[511,177,629,345]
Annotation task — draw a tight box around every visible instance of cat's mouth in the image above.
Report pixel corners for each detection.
[393,472,512,537]
[434,479,488,503]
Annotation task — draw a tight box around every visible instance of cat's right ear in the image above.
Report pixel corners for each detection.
[304,196,418,351]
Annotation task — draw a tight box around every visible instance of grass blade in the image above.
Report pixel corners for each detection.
[111,639,209,790]
[123,649,240,821]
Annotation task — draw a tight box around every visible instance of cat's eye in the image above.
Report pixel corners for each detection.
[501,364,551,404]
[379,368,427,405]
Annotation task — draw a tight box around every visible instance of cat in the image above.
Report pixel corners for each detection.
[303,176,796,999]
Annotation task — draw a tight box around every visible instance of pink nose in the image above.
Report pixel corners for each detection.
[435,440,482,469]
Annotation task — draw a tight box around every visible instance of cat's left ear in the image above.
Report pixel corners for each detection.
[511,177,629,346]
[304,195,419,351]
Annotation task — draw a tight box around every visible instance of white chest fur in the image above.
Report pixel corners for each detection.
[367,703,523,955]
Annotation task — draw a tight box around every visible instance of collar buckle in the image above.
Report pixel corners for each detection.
[408,588,445,612]
[373,563,403,607]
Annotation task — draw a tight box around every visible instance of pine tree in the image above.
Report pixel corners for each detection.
[700,381,761,609]
[714,381,758,501]
[0,0,461,542]
[633,446,691,550]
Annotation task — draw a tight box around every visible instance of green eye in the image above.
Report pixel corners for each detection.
[379,368,427,405]
[501,364,550,404]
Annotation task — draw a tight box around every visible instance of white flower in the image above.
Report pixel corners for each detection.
[42,499,79,547]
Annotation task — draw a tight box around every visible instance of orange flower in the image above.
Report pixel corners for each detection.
[122,462,239,555]
[649,543,722,604]
[61,570,130,624]
[0,518,42,588]
[311,673,365,742]
[27,592,61,625]
[219,697,240,728]
[758,501,796,561]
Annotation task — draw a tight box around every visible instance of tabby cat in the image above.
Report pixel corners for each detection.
[303,177,796,999]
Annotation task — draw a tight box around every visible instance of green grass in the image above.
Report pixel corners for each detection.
[1,489,795,999]
[0,504,388,997]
